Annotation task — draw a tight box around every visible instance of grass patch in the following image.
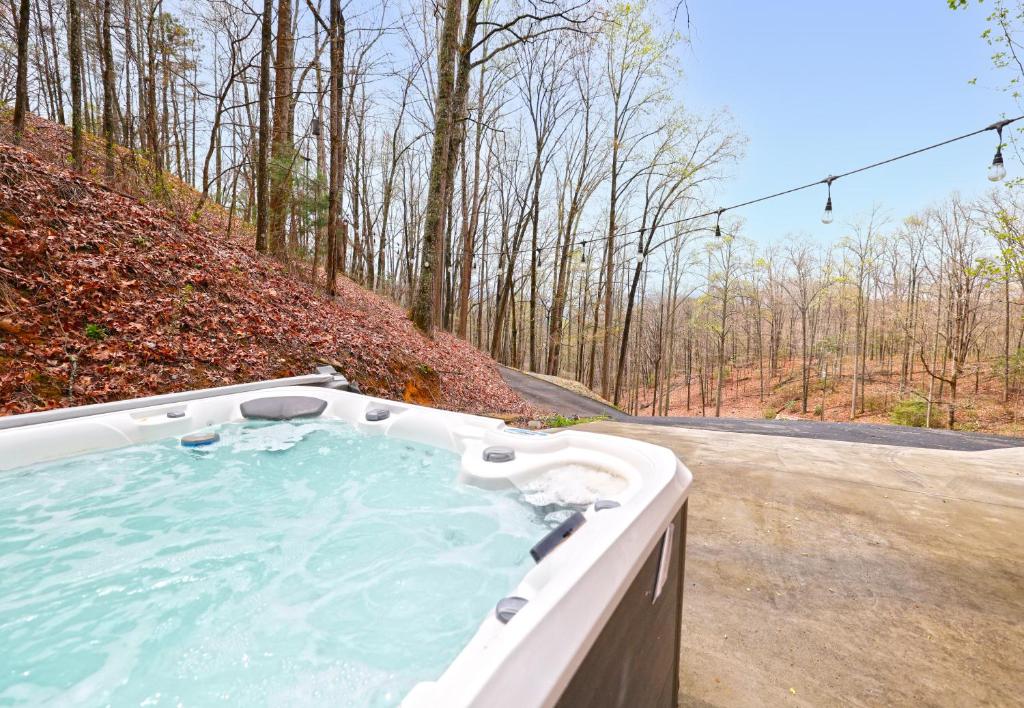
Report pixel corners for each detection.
[84,323,108,341]
[544,414,609,428]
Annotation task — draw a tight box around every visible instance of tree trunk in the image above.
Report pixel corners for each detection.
[850,288,861,419]
[311,21,326,289]
[456,63,486,338]
[715,306,727,417]
[101,0,116,178]
[412,0,481,333]
[268,0,295,257]
[12,0,30,144]
[410,0,460,332]
[613,253,645,405]
[1004,269,1010,403]
[255,0,274,253]
[800,307,809,413]
[528,143,542,370]
[948,378,957,429]
[67,0,84,169]
[326,0,345,296]
[601,137,620,398]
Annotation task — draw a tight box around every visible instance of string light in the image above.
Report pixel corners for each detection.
[471,115,1022,259]
[821,177,834,225]
[989,122,1008,182]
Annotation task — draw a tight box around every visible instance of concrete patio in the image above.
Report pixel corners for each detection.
[576,421,1024,706]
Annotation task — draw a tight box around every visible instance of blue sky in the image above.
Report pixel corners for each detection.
[681,1,1014,241]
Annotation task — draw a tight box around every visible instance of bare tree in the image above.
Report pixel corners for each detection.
[780,240,832,413]
[704,228,745,417]
[612,112,738,404]
[919,197,991,428]
[599,1,675,396]
[841,209,884,418]
[412,0,593,333]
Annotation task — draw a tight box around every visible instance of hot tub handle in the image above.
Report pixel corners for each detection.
[530,511,586,562]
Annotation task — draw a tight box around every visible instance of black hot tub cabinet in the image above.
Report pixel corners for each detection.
[0,371,692,707]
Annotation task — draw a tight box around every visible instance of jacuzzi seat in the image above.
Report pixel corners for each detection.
[0,375,692,708]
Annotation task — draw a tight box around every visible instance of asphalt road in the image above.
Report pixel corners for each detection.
[498,367,628,420]
[500,366,1024,452]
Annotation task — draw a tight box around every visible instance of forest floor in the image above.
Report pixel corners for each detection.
[578,420,1024,706]
[637,360,1024,437]
[0,115,531,418]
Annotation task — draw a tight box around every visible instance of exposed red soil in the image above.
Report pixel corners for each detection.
[0,116,530,418]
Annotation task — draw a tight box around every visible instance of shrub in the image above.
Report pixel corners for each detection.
[862,393,887,413]
[890,398,927,428]
[762,406,777,420]
[84,323,107,341]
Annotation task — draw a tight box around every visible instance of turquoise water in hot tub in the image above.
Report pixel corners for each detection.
[0,421,561,706]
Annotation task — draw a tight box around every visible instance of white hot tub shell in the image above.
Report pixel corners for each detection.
[0,372,693,707]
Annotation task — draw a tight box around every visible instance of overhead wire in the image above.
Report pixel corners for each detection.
[473,115,1023,260]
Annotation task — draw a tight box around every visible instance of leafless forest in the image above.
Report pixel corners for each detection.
[4,0,1024,432]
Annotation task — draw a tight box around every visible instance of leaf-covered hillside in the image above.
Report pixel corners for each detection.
[0,117,530,417]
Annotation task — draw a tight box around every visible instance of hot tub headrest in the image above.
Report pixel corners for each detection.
[240,396,328,420]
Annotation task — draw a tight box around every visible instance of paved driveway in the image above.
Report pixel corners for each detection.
[498,367,627,419]
[501,367,1024,451]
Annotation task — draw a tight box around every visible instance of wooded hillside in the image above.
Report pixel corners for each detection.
[0,115,530,416]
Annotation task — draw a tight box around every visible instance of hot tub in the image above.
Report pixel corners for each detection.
[0,371,691,707]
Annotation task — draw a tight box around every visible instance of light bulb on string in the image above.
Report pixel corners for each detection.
[821,178,834,225]
[990,151,1006,182]
[989,124,1007,182]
